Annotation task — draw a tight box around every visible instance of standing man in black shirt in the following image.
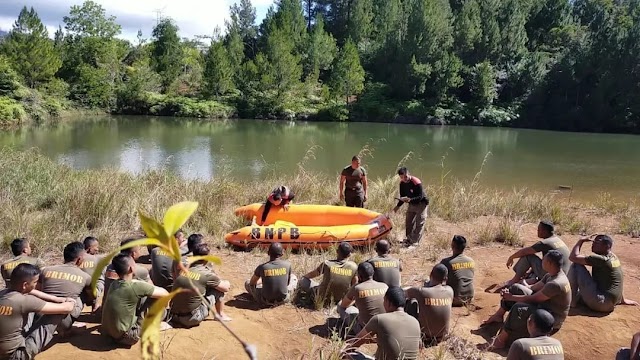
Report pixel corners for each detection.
[392,167,429,246]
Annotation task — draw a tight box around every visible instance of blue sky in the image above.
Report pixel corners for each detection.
[0,0,273,42]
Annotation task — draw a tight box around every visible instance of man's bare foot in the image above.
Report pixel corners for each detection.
[481,313,504,326]
[216,313,232,322]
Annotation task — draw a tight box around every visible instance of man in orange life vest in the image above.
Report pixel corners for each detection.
[257,186,296,226]
[392,167,429,246]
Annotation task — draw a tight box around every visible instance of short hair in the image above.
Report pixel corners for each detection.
[337,242,353,258]
[187,233,204,253]
[352,155,360,162]
[357,262,375,280]
[397,167,408,176]
[385,286,406,308]
[539,220,554,233]
[112,253,132,277]
[452,235,467,251]
[595,234,613,248]
[545,250,563,268]
[10,238,28,256]
[375,239,390,254]
[530,309,555,334]
[193,243,210,256]
[431,264,448,282]
[63,241,85,263]
[83,236,98,250]
[268,242,284,257]
[120,238,138,256]
[175,229,184,237]
[10,263,41,285]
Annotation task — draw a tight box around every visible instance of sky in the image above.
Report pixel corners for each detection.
[0,0,274,42]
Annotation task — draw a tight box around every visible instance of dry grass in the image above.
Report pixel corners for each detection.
[0,146,634,256]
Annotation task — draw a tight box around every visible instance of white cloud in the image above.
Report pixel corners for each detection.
[0,0,274,42]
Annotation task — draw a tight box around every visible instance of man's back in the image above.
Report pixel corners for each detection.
[347,279,388,325]
[365,311,421,360]
[79,254,102,277]
[532,236,571,274]
[41,264,91,298]
[586,252,623,304]
[0,289,46,355]
[171,264,221,314]
[538,273,571,329]
[407,285,454,340]
[367,255,401,287]
[102,279,154,338]
[507,336,564,360]
[318,260,357,303]
[1,256,43,286]
[256,259,291,303]
[440,254,474,301]
[150,247,177,290]
[104,263,150,304]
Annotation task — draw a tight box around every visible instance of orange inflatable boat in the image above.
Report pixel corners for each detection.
[225,204,393,250]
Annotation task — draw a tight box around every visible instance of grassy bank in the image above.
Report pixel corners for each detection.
[1,147,638,256]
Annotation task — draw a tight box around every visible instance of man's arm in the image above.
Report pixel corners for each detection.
[150,286,170,299]
[348,327,376,348]
[249,274,261,287]
[619,294,639,306]
[569,239,590,265]
[503,290,549,304]
[506,247,537,268]
[409,182,425,202]
[38,301,75,315]
[338,292,355,309]
[339,175,346,200]
[362,175,368,200]
[215,280,231,293]
[29,289,71,304]
[304,263,323,280]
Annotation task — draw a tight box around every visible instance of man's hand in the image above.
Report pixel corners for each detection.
[500,288,510,297]
[620,297,639,306]
[364,194,368,202]
[283,203,290,211]
[400,196,410,203]
[506,256,514,268]
[339,193,344,201]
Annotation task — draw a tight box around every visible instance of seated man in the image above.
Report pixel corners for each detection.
[439,235,475,306]
[337,262,388,334]
[502,221,570,288]
[616,331,640,360]
[366,239,402,287]
[150,230,188,291]
[568,234,637,312]
[405,264,454,345]
[39,241,93,335]
[245,242,297,307]
[507,309,564,360]
[79,236,105,312]
[1,238,44,287]
[101,254,169,346]
[345,286,421,360]
[0,263,75,359]
[147,229,186,257]
[103,238,153,306]
[483,250,571,349]
[171,243,232,327]
[300,242,358,307]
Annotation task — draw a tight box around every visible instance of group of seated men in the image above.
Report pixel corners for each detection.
[0,219,638,360]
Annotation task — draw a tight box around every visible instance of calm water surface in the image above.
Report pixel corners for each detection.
[1,116,639,200]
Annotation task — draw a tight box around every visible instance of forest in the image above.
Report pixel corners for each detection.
[0,0,639,133]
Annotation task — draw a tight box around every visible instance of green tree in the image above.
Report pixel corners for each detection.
[499,0,528,62]
[203,36,236,97]
[150,18,183,92]
[2,7,61,87]
[454,0,482,62]
[63,0,121,38]
[304,14,337,81]
[228,0,258,57]
[330,39,365,104]
[469,61,496,109]
[349,0,374,45]
[263,27,303,101]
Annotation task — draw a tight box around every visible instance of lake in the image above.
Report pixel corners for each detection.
[1,115,639,200]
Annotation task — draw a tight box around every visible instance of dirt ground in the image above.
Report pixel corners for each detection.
[29,218,640,359]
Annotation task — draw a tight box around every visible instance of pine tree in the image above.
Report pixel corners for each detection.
[454,0,482,63]
[264,27,303,101]
[349,0,374,45]
[499,0,528,62]
[2,7,61,87]
[150,18,183,92]
[304,14,337,81]
[330,39,365,104]
[203,37,235,97]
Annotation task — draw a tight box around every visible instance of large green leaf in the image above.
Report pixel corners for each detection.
[163,201,199,239]
[141,289,185,360]
[138,209,166,240]
[90,238,167,297]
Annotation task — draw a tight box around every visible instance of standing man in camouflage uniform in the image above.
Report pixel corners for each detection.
[340,156,368,208]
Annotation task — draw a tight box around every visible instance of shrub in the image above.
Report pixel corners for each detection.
[0,97,27,125]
